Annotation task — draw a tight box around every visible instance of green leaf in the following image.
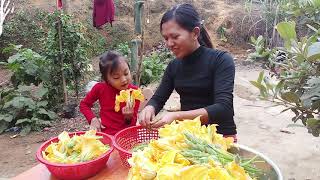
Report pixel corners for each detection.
[0,62,8,66]
[35,87,48,99]
[311,100,320,110]
[7,53,23,64]
[37,101,48,107]
[38,108,57,119]
[4,97,35,109]
[0,114,14,122]
[276,21,297,48]
[263,77,274,93]
[307,42,320,61]
[17,85,33,93]
[274,80,284,97]
[15,118,32,125]
[257,71,264,84]
[301,77,320,101]
[0,121,9,134]
[20,125,31,136]
[250,81,268,98]
[302,98,312,108]
[306,118,320,137]
[250,36,256,44]
[46,110,57,120]
[281,92,300,104]
[38,108,48,115]
[33,118,51,126]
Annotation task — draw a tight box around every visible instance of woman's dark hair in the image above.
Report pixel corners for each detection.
[99,51,128,81]
[160,3,213,49]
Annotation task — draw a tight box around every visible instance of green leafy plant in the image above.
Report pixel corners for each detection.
[248,35,271,61]
[2,11,91,108]
[44,11,90,104]
[140,52,166,85]
[244,0,320,47]
[281,0,320,27]
[250,21,320,137]
[116,42,131,57]
[0,85,57,135]
[1,45,49,87]
[217,26,228,42]
[0,10,47,61]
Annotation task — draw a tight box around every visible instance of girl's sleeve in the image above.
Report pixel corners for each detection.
[80,84,100,124]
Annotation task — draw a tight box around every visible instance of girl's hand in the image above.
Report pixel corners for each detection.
[150,112,177,129]
[90,117,104,131]
[139,105,155,128]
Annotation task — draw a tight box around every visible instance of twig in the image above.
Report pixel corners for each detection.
[0,0,14,36]
[270,5,279,47]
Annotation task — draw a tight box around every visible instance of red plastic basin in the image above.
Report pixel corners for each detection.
[36,131,114,180]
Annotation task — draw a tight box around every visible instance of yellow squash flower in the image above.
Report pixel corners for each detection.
[42,130,110,164]
[114,89,144,112]
[127,117,257,180]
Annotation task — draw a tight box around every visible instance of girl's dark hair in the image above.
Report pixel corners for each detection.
[99,51,128,81]
[160,3,213,49]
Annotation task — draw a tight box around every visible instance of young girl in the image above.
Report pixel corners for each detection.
[80,51,140,135]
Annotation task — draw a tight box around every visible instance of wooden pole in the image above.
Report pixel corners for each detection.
[133,0,145,85]
[57,9,68,104]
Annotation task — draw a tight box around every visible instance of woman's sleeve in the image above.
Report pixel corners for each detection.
[80,84,100,123]
[146,61,175,114]
[204,53,235,124]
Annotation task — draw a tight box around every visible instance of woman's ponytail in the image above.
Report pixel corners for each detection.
[198,25,213,49]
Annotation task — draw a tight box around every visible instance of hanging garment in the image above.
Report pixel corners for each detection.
[93,0,115,28]
[57,0,63,9]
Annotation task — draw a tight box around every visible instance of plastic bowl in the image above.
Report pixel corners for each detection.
[36,131,114,180]
[113,126,158,167]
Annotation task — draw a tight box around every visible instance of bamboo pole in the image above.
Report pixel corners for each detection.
[57,9,68,104]
[134,0,145,85]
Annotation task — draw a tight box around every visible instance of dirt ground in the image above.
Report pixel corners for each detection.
[1,0,320,179]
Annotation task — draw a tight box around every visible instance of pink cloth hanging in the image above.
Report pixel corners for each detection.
[93,0,115,28]
[57,0,62,9]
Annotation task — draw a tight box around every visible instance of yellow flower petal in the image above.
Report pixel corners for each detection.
[132,89,144,101]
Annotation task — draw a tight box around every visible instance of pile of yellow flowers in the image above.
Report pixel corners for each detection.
[115,89,144,112]
[42,130,110,164]
[128,117,261,180]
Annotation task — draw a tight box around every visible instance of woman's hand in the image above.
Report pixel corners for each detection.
[139,105,155,128]
[90,117,102,131]
[151,112,177,129]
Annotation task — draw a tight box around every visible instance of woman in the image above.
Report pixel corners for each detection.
[139,3,237,140]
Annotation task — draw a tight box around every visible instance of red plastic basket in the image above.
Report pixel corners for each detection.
[36,131,114,180]
[114,126,159,167]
